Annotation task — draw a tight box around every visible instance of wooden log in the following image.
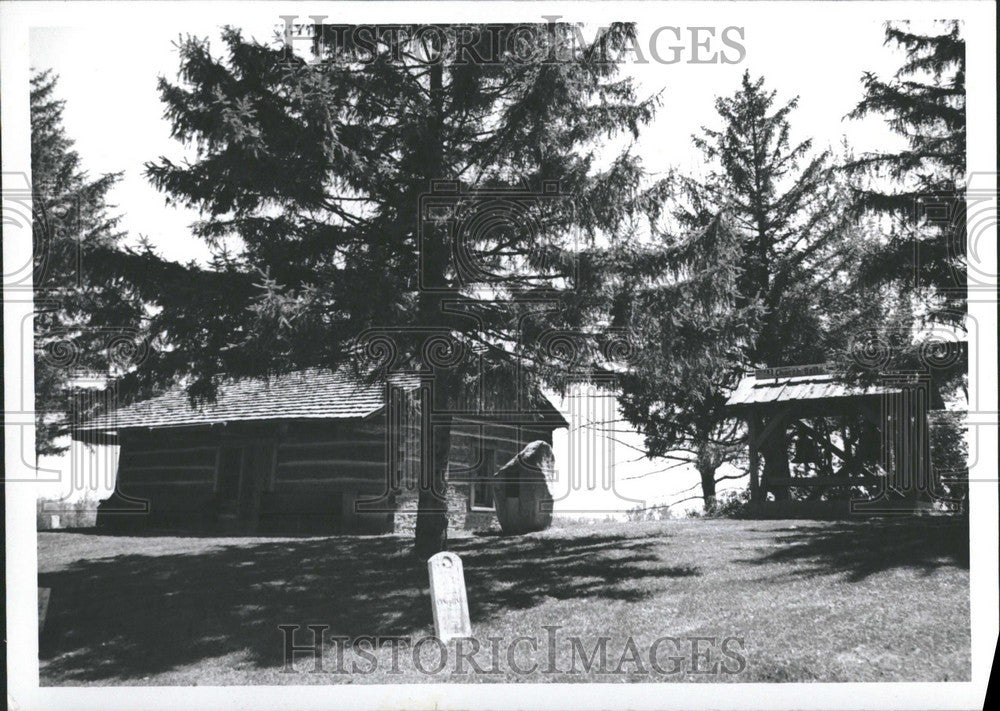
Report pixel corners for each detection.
[748,415,761,503]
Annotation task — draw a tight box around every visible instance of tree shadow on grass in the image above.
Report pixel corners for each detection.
[742,517,969,582]
[39,530,696,683]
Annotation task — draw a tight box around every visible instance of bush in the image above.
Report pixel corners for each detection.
[929,411,968,512]
[701,489,753,519]
[624,504,671,522]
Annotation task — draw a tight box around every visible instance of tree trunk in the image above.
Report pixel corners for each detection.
[413,48,450,560]
[414,414,452,559]
[693,442,719,511]
[698,462,718,512]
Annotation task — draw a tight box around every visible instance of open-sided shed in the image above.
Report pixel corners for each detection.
[726,364,947,511]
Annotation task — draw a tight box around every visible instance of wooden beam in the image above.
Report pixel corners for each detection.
[748,414,761,502]
[796,420,848,461]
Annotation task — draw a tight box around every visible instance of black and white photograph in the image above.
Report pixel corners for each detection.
[2,1,996,709]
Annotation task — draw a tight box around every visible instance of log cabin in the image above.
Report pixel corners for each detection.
[74,369,568,534]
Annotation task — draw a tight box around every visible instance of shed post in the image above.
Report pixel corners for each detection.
[748,413,761,503]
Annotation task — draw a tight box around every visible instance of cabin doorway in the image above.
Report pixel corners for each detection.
[215,442,274,532]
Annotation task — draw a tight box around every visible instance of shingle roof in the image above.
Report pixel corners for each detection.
[75,368,568,434]
[76,369,420,434]
[726,366,902,408]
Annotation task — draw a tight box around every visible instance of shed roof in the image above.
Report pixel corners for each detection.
[726,365,905,409]
[75,369,568,436]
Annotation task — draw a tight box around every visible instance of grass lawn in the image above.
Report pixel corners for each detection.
[38,517,970,685]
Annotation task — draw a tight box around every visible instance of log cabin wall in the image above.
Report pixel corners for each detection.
[267,419,395,534]
[106,415,558,535]
[107,420,394,534]
[109,428,219,530]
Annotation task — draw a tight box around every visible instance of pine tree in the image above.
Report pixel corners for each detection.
[846,21,966,327]
[611,216,759,508]
[31,71,145,456]
[614,72,860,507]
[844,20,966,374]
[141,24,655,556]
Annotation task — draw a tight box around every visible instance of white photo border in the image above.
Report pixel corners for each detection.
[3,2,996,709]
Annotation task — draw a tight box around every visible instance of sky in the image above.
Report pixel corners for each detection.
[29,18,907,261]
[29,17,914,513]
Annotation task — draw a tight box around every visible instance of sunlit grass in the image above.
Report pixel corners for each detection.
[39,517,969,684]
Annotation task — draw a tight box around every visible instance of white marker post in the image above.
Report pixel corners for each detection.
[427,551,472,643]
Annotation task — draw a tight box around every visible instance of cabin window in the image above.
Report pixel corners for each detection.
[216,446,243,515]
[470,446,495,511]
